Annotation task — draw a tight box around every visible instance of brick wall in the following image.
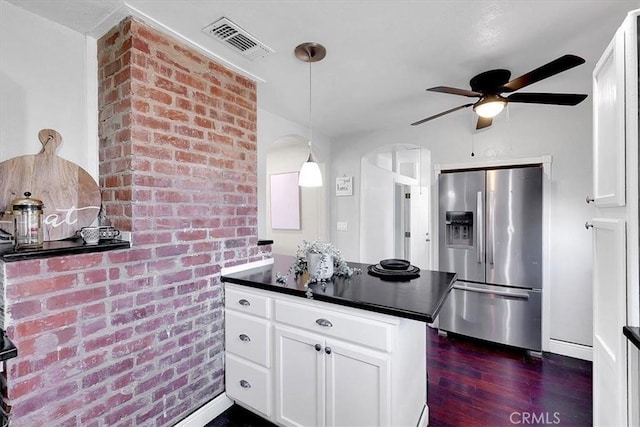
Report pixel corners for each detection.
[1,16,270,426]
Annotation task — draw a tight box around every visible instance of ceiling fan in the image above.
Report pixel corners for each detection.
[411,54,588,130]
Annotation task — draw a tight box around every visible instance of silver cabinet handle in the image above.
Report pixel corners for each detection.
[586,196,594,204]
[315,318,333,327]
[238,299,250,306]
[239,334,251,342]
[315,344,322,352]
[239,380,251,389]
[325,346,332,355]
[585,222,593,230]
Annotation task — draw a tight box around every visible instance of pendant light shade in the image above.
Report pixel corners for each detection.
[295,42,326,187]
[298,152,323,187]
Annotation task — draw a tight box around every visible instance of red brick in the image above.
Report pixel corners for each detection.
[46,254,104,272]
[46,288,107,310]
[7,274,77,300]
[9,300,42,320]
[15,310,78,338]
[5,259,41,278]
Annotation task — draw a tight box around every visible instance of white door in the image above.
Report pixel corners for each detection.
[592,27,625,207]
[324,340,390,427]
[410,185,431,269]
[591,218,627,426]
[275,326,325,427]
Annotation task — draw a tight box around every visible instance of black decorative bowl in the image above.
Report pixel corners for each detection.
[379,258,411,270]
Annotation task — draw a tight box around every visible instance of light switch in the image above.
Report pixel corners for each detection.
[337,222,348,231]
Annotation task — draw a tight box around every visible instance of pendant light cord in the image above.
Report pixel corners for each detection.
[308,57,313,149]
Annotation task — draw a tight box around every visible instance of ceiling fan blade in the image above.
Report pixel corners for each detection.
[501,54,586,93]
[428,86,482,98]
[507,92,588,105]
[411,103,474,126]
[476,116,492,130]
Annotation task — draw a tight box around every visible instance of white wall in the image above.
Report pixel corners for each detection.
[330,101,594,349]
[0,0,98,180]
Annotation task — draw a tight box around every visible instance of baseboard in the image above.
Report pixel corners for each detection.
[174,393,234,427]
[547,338,593,361]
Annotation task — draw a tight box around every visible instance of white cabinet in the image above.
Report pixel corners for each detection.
[224,287,273,419]
[591,9,640,427]
[591,218,626,426]
[592,25,625,207]
[274,324,391,427]
[224,283,428,427]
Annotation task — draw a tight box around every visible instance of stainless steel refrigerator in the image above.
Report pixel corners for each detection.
[438,166,542,351]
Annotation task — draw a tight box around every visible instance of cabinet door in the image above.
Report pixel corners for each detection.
[592,27,625,207]
[592,218,627,426]
[275,325,325,427]
[325,340,390,427]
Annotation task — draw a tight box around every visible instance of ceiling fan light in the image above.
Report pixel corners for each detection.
[473,96,507,118]
[299,152,323,187]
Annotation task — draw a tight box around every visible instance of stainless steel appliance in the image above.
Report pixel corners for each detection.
[438,166,542,351]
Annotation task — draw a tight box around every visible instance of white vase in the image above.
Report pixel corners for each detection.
[307,252,334,280]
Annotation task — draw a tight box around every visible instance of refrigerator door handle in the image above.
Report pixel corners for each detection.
[476,191,483,263]
[488,190,495,265]
[452,284,530,300]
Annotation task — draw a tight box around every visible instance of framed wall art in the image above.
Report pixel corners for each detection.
[336,176,353,196]
[270,172,301,229]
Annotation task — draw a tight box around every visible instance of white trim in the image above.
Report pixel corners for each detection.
[86,4,131,39]
[221,257,274,276]
[86,2,266,83]
[434,155,551,174]
[173,393,234,427]
[123,2,265,83]
[85,36,99,183]
[547,338,593,361]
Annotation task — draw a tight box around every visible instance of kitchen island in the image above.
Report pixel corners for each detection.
[221,255,456,427]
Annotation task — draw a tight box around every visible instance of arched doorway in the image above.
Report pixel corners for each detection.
[359,144,432,269]
[265,134,327,255]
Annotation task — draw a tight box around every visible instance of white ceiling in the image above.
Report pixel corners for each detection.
[6,0,638,138]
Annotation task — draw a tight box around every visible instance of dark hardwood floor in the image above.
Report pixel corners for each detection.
[206,327,592,427]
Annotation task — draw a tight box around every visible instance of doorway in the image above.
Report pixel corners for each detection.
[360,145,432,268]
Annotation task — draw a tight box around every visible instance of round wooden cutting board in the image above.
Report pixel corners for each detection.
[0,129,101,241]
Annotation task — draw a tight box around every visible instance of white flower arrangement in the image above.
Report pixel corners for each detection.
[276,240,360,286]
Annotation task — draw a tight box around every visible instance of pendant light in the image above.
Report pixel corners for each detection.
[295,42,326,187]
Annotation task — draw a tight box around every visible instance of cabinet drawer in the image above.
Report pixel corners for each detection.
[274,300,392,352]
[226,354,271,418]
[225,310,270,367]
[226,286,271,318]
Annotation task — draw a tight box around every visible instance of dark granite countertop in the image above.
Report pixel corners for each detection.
[624,326,640,351]
[0,331,17,362]
[0,239,130,262]
[221,255,456,323]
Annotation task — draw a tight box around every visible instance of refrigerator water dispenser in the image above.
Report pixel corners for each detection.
[445,211,473,247]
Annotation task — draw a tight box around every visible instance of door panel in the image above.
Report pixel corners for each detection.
[485,167,542,288]
[325,341,390,427]
[439,170,485,282]
[410,185,431,269]
[275,326,324,427]
[592,27,626,207]
[592,218,627,426]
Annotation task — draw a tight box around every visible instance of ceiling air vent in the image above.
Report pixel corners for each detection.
[203,17,274,61]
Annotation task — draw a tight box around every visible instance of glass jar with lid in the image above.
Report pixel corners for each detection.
[11,192,44,250]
